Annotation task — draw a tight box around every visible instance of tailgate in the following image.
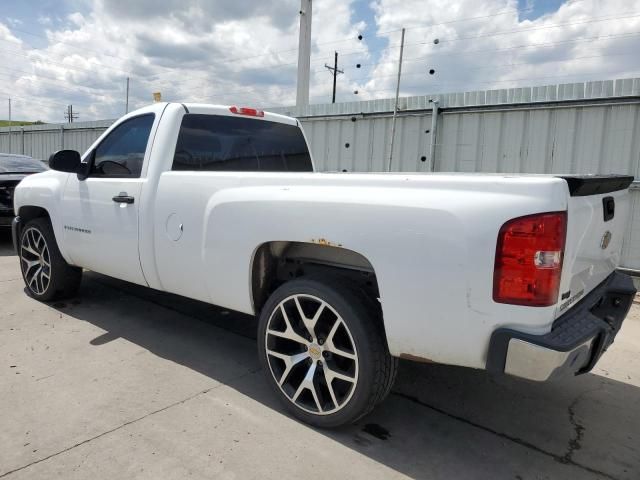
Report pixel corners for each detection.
[556,175,634,318]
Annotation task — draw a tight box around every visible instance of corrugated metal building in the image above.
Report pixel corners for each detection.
[0,120,113,161]
[1,77,639,267]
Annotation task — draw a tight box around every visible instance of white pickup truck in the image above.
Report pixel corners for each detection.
[12,102,636,427]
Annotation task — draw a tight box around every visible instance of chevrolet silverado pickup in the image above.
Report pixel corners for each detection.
[12,102,636,427]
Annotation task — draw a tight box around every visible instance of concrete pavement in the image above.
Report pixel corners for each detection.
[1,229,639,479]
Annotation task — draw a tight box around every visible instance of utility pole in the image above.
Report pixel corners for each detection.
[296,0,312,108]
[324,51,344,103]
[125,77,130,114]
[7,98,11,153]
[64,105,79,123]
[387,28,406,172]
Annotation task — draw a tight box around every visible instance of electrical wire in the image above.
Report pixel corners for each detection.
[3,8,638,93]
[0,66,123,96]
[346,50,638,84]
[3,5,640,115]
[0,44,131,76]
[0,4,599,83]
[0,2,545,68]
[0,91,89,110]
[317,10,640,60]
[372,2,553,36]
[356,71,640,95]
[4,21,364,79]
[416,11,640,46]
[345,30,640,71]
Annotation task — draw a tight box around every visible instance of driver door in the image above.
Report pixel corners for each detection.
[60,114,155,285]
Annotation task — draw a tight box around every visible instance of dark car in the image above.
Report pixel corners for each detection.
[0,154,48,227]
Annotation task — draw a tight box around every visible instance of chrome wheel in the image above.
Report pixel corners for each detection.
[265,294,359,415]
[20,227,51,295]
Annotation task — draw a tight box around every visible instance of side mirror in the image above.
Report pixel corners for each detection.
[49,150,81,173]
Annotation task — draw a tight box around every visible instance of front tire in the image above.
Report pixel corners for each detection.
[257,276,397,428]
[19,218,82,301]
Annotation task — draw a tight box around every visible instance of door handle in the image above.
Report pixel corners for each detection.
[112,194,134,204]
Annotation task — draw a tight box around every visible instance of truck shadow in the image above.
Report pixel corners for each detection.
[51,271,640,480]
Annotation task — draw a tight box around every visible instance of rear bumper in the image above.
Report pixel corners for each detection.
[487,271,636,381]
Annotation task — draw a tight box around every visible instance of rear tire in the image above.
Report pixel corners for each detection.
[257,276,397,428]
[19,218,82,302]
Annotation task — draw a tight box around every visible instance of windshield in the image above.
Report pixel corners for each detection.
[0,155,48,173]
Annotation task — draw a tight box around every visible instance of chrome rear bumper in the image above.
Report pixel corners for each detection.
[487,271,636,382]
[504,338,594,381]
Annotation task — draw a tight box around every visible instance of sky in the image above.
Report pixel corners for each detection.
[0,0,639,123]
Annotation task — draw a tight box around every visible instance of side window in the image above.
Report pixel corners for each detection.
[172,114,313,172]
[91,114,155,178]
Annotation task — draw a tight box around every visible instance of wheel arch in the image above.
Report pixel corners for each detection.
[14,206,51,246]
[250,241,382,316]
[15,204,76,267]
[17,205,51,223]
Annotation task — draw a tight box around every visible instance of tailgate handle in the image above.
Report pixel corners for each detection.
[603,196,615,222]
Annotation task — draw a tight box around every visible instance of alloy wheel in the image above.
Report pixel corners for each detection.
[20,227,51,295]
[265,294,359,415]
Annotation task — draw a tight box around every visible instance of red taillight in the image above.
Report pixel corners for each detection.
[229,106,264,117]
[493,212,567,307]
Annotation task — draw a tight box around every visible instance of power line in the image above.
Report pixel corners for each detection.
[0,43,299,100]
[5,23,359,69]
[347,30,640,71]
[0,3,545,71]
[3,9,635,98]
[415,11,640,47]
[356,72,640,96]
[0,91,85,110]
[0,6,557,87]
[4,21,366,83]
[1,5,634,90]
[161,25,640,98]
[0,45,130,76]
[346,50,639,84]
[316,10,640,61]
[372,2,548,36]
[306,2,550,60]
[0,68,120,98]
[3,7,640,111]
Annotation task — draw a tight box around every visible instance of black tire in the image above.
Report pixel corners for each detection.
[18,217,82,302]
[257,276,397,428]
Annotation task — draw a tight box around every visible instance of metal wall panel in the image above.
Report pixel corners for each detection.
[25,129,61,160]
[0,130,23,155]
[0,121,111,160]
[298,103,639,176]
[62,128,108,158]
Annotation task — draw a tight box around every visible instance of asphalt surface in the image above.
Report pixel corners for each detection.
[1,228,639,479]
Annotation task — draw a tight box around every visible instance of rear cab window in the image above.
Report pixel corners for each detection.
[172,114,312,172]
